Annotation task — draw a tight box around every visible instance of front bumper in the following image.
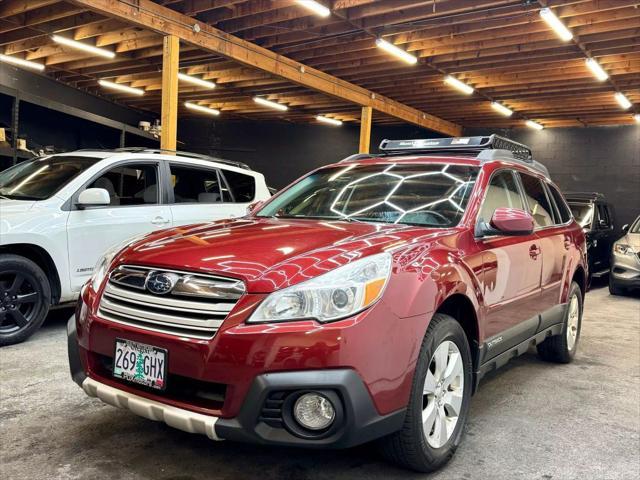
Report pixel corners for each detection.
[68,316,406,448]
[611,252,640,288]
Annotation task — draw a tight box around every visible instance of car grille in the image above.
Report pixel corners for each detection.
[98,265,245,340]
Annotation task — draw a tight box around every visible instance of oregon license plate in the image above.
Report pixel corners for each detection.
[113,339,167,390]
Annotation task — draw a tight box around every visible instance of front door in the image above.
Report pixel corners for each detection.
[66,161,172,293]
[477,170,542,360]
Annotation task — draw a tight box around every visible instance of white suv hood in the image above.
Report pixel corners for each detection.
[0,198,36,213]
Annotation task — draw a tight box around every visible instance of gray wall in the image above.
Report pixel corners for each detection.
[466,126,640,231]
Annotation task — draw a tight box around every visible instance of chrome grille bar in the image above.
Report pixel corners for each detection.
[98,265,243,339]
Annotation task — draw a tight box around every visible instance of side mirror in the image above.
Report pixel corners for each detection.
[246,200,264,215]
[622,224,629,233]
[77,188,111,207]
[476,207,534,238]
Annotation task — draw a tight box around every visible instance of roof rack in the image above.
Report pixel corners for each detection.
[379,134,532,161]
[75,147,251,170]
[376,134,549,177]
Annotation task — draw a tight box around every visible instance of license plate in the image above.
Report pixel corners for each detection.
[113,339,167,390]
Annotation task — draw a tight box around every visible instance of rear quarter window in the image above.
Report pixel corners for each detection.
[547,184,572,224]
[223,170,255,203]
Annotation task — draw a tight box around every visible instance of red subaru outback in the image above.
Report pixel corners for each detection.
[68,135,587,472]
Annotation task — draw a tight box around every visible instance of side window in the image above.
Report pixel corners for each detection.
[547,184,571,224]
[519,173,554,228]
[479,170,525,222]
[88,163,158,206]
[169,165,222,204]
[222,169,256,203]
[597,204,611,229]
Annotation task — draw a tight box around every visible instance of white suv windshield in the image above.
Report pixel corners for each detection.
[0,155,103,200]
[257,163,479,227]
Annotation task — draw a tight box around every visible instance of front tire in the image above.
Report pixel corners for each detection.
[379,313,472,473]
[0,254,51,347]
[537,281,582,363]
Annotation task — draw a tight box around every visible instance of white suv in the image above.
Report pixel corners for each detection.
[0,148,270,346]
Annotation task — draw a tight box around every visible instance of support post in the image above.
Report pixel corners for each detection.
[11,95,20,165]
[160,34,179,151]
[359,106,372,154]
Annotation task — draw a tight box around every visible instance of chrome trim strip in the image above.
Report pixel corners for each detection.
[99,298,224,329]
[97,310,216,339]
[104,283,234,314]
[82,377,221,440]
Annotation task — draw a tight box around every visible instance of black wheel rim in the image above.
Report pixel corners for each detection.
[0,270,40,334]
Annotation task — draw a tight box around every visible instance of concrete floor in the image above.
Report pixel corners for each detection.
[1,282,638,480]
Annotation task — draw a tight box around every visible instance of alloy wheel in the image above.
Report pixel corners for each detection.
[0,271,40,334]
[566,293,580,351]
[422,340,465,449]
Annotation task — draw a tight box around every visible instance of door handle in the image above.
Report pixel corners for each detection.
[151,216,170,225]
[529,244,541,260]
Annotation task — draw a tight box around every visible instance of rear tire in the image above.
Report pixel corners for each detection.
[379,313,472,473]
[0,254,51,347]
[608,276,625,296]
[537,281,582,363]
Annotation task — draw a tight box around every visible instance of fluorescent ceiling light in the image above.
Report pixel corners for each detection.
[52,35,115,59]
[316,115,342,126]
[585,58,608,81]
[614,92,632,110]
[375,38,417,65]
[634,113,640,124]
[98,79,144,95]
[525,120,544,130]
[444,75,474,95]
[0,53,45,71]
[539,8,573,41]
[253,96,288,111]
[296,0,330,17]
[178,72,216,89]
[491,102,513,117]
[185,102,220,116]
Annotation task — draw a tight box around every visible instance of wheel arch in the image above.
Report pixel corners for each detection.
[434,293,480,392]
[572,264,587,298]
[0,244,61,304]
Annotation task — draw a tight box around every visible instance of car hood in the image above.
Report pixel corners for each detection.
[118,217,449,293]
[0,198,36,213]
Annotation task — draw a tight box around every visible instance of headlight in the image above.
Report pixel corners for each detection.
[89,233,149,290]
[248,252,392,323]
[614,243,634,256]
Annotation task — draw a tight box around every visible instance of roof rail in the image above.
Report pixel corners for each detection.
[74,147,250,170]
[563,191,606,199]
[338,153,380,163]
[113,147,251,170]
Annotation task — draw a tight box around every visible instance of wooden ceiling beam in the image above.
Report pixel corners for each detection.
[68,0,461,135]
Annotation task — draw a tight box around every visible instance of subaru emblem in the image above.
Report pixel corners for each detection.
[146,272,179,295]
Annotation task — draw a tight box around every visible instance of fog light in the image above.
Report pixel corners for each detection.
[293,393,335,430]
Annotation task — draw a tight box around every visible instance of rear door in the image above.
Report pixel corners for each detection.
[168,162,243,227]
[518,173,566,318]
[66,160,172,293]
[476,169,542,359]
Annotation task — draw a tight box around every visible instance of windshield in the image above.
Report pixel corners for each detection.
[631,217,640,234]
[257,163,479,227]
[0,155,103,200]
[568,203,593,228]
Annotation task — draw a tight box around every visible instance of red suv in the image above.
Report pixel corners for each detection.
[68,135,587,472]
